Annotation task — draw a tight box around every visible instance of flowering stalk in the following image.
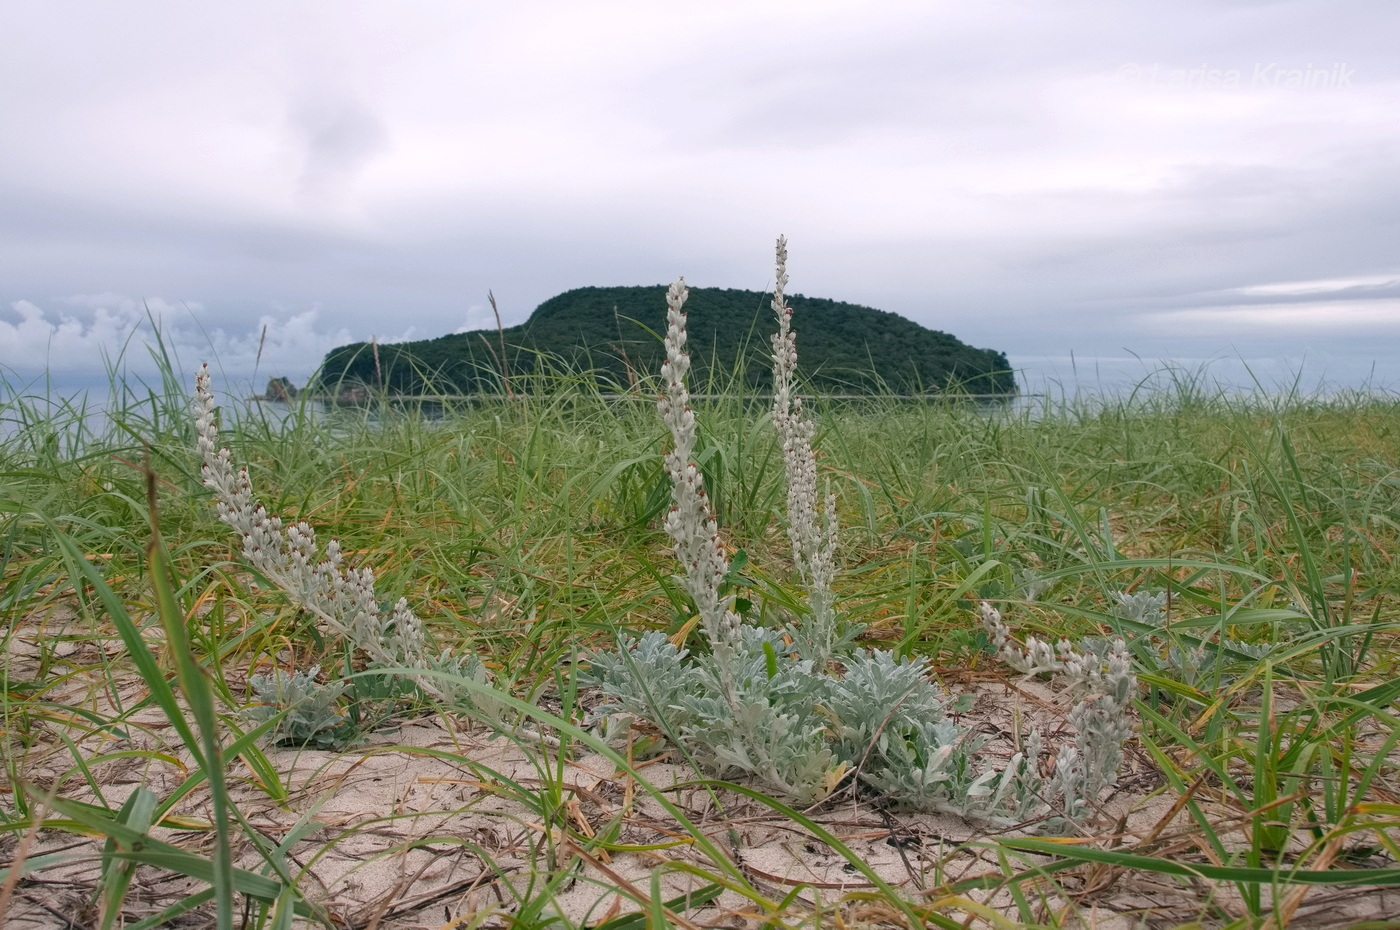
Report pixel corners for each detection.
[770,236,839,665]
[980,601,1136,819]
[656,279,742,697]
[979,601,1066,676]
[194,365,433,692]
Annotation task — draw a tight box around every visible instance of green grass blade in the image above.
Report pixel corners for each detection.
[143,466,235,930]
[999,836,1400,885]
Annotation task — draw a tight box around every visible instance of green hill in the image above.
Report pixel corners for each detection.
[317,286,1016,395]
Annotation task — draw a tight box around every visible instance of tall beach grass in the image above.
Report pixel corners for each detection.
[2,352,1400,928]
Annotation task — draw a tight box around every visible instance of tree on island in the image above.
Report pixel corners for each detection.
[317,285,1016,396]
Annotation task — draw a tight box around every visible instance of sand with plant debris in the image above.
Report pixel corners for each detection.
[6,649,1399,930]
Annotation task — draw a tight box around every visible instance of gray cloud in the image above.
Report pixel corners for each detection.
[2,1,1398,393]
[291,94,390,204]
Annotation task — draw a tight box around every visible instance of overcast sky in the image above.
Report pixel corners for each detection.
[3,1,1398,394]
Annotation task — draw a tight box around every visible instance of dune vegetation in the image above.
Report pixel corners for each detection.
[2,244,1399,928]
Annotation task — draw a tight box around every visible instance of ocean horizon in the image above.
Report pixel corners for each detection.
[6,350,1398,406]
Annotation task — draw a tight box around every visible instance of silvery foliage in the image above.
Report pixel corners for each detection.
[197,366,495,712]
[429,651,519,722]
[245,665,354,750]
[1114,590,1168,626]
[591,627,835,802]
[980,603,1136,823]
[586,631,702,731]
[586,241,1138,827]
[1014,566,1054,602]
[822,649,1026,820]
[674,625,835,801]
[1112,589,1272,687]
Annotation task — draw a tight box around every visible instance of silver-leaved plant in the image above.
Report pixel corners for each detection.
[1111,589,1273,688]
[245,665,355,750]
[196,367,523,733]
[586,238,1139,828]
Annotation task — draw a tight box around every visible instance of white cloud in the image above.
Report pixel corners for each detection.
[1147,298,1400,332]
[59,293,195,314]
[453,303,498,334]
[0,300,146,372]
[1229,275,1400,297]
[378,326,419,345]
[0,298,405,389]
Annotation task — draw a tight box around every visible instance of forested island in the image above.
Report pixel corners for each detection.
[317,286,1015,396]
